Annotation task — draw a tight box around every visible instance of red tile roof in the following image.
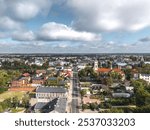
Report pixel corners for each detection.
[97,68,124,74]
[97,68,111,73]
[112,68,122,73]
[22,73,30,77]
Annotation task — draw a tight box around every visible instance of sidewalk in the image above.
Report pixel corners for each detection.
[66,71,73,113]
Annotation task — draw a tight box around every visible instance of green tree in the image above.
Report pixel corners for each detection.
[105,77,113,86]
[80,89,87,97]
[4,98,12,108]
[82,104,89,110]
[0,70,9,86]
[12,97,19,108]
[0,87,8,94]
[124,69,133,80]
[89,103,97,111]
[135,87,149,106]
[22,96,30,108]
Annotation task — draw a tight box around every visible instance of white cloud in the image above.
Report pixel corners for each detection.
[0,0,53,36]
[0,0,52,21]
[12,2,39,20]
[12,30,35,41]
[0,0,52,34]
[0,17,22,30]
[38,22,101,41]
[8,0,52,21]
[67,0,150,32]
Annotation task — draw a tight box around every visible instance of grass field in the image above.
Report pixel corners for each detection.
[0,91,27,102]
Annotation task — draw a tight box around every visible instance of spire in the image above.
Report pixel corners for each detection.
[110,62,112,70]
[141,56,144,62]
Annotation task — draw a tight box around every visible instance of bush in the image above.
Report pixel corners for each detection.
[0,87,8,94]
[82,104,89,110]
[89,103,97,111]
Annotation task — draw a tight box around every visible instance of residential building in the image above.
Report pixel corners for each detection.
[11,76,31,87]
[139,74,150,83]
[32,77,45,85]
[97,68,125,81]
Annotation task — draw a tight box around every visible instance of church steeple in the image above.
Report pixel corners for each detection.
[141,56,144,62]
[94,59,98,71]
[110,61,112,70]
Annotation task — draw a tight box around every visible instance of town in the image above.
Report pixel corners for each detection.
[0,53,150,113]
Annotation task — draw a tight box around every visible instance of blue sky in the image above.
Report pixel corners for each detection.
[0,0,150,53]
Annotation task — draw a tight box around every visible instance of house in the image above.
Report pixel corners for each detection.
[116,62,127,69]
[22,73,30,77]
[36,70,46,77]
[46,77,65,86]
[82,95,100,104]
[125,86,134,91]
[144,61,150,64]
[139,74,150,84]
[97,68,125,81]
[36,87,67,102]
[132,69,139,80]
[11,80,23,87]
[77,63,87,70]
[32,77,45,85]
[97,68,111,73]
[61,70,72,78]
[90,84,108,93]
[36,70,46,74]
[11,76,31,87]
[34,59,44,66]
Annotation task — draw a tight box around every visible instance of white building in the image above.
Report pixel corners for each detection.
[144,61,150,64]
[139,74,150,84]
[77,63,87,70]
[125,86,134,91]
[36,87,67,103]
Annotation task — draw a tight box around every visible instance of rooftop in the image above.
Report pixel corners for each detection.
[53,98,67,113]
[36,87,66,93]
[32,77,44,80]
[35,98,67,113]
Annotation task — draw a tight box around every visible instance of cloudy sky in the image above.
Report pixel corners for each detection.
[0,0,150,53]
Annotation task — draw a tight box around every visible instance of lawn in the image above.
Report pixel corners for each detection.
[0,91,27,102]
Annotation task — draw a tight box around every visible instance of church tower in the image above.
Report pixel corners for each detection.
[141,56,144,62]
[94,60,98,71]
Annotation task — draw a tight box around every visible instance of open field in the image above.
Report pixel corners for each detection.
[0,91,26,102]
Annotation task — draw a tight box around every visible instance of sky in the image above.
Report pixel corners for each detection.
[0,0,150,53]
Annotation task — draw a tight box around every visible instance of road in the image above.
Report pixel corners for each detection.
[71,66,80,113]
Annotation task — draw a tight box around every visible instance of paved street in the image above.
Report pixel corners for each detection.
[71,66,80,113]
